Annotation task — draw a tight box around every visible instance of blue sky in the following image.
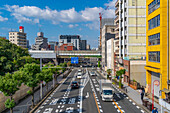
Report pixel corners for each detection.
[0,0,115,48]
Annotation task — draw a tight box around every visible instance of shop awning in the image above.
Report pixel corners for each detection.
[161,88,170,94]
[144,66,160,73]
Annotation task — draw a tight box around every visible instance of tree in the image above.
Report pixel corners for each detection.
[20,63,40,107]
[67,61,71,67]
[116,69,126,88]
[98,61,101,67]
[0,73,20,113]
[107,69,112,79]
[0,39,30,76]
[39,69,53,91]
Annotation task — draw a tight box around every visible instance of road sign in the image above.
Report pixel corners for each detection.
[71,57,79,64]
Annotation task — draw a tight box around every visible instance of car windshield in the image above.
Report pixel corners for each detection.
[72,81,77,84]
[91,72,95,74]
[103,90,112,95]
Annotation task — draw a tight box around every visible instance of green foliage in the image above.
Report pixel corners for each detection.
[27,90,33,95]
[107,69,112,75]
[39,68,53,83]
[0,39,30,76]
[98,61,101,67]
[5,99,15,109]
[0,73,20,97]
[21,63,40,88]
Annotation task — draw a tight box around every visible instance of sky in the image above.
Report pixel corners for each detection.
[0,0,116,48]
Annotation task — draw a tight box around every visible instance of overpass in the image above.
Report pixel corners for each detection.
[29,50,101,58]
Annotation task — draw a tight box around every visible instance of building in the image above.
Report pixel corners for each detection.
[9,26,27,48]
[55,43,76,51]
[86,44,91,50]
[106,38,114,75]
[48,41,58,50]
[102,24,115,71]
[115,0,146,59]
[145,0,170,109]
[31,32,48,50]
[59,35,80,50]
[80,40,87,50]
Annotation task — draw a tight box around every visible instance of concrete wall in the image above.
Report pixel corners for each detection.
[130,61,146,86]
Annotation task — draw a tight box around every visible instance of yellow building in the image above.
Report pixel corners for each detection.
[145,0,170,102]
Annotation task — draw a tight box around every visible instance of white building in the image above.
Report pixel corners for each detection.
[9,26,27,48]
[107,38,114,71]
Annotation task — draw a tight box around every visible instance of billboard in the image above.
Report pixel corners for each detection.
[71,57,79,64]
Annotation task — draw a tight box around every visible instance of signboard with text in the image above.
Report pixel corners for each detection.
[71,57,79,64]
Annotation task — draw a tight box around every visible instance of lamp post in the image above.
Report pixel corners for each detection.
[152,80,160,110]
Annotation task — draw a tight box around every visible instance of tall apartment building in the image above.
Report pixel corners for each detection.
[59,35,80,50]
[9,26,27,48]
[31,32,48,50]
[145,0,170,108]
[102,23,115,71]
[80,40,87,50]
[115,0,146,59]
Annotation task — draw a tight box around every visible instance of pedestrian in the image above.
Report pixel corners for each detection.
[152,107,158,113]
[140,87,145,102]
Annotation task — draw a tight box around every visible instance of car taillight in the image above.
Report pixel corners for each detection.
[76,83,78,85]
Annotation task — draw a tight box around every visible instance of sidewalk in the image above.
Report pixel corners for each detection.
[97,70,170,113]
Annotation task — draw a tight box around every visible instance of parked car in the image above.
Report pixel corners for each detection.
[71,81,79,89]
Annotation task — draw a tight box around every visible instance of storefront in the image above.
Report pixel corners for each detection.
[151,72,160,98]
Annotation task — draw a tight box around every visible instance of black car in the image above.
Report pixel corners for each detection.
[71,81,79,89]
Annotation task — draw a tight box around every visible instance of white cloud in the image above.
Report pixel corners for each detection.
[4,0,115,29]
[0,15,8,22]
[68,24,74,28]
[68,24,79,28]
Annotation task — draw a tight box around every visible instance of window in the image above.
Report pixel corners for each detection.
[149,33,160,45]
[148,15,160,30]
[148,0,160,14]
[149,51,160,62]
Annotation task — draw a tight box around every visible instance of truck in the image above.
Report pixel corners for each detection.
[99,79,114,101]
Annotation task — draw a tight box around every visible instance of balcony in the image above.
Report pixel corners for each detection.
[115,0,119,7]
[115,8,119,15]
[115,24,119,31]
[114,16,119,23]
[115,33,119,39]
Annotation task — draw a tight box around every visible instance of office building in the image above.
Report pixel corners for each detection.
[102,24,115,71]
[145,0,170,108]
[59,35,80,50]
[9,26,27,48]
[115,0,146,59]
[80,40,87,50]
[31,32,48,50]
[86,44,91,50]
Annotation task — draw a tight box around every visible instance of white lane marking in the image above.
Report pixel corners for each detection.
[114,106,118,108]
[59,109,63,112]
[96,88,100,91]
[132,102,136,105]
[55,109,59,112]
[36,110,41,113]
[85,92,89,98]
[117,109,120,112]
[99,105,102,108]
[129,99,132,102]
[136,106,140,109]
[118,106,122,108]
[61,105,64,108]
[121,110,125,112]
[49,98,59,105]
[100,109,103,112]
[95,84,99,87]
[58,106,60,108]
[141,110,145,113]
[43,108,53,113]
[66,107,74,113]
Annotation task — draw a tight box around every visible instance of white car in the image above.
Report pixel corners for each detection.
[77,74,82,79]
[90,71,96,76]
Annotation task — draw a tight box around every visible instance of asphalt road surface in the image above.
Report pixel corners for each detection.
[35,68,146,113]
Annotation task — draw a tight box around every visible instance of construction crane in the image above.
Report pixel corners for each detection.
[99,6,109,50]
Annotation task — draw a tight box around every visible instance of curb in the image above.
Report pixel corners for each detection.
[97,70,151,113]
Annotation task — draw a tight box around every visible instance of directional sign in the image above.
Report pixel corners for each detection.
[71,57,79,64]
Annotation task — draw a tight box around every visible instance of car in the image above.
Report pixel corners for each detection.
[71,81,79,89]
[90,71,96,76]
[77,74,82,78]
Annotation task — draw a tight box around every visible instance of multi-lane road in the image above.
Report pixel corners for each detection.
[35,68,146,113]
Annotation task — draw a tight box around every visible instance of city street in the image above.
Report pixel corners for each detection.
[35,68,146,113]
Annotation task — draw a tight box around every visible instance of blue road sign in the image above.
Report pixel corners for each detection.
[71,57,79,64]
